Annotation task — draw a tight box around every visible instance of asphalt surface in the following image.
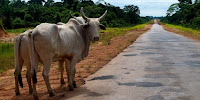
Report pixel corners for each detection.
[61,20,200,100]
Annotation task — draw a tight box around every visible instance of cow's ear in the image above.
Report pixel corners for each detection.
[99,24,106,30]
[81,23,89,29]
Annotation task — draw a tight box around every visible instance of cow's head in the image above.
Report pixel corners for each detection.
[80,7,107,42]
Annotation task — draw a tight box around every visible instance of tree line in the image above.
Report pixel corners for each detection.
[0,0,151,29]
[161,0,200,29]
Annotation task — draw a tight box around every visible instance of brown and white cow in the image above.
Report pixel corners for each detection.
[28,7,107,99]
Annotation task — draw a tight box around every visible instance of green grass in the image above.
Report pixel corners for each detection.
[6,27,33,34]
[164,23,200,39]
[0,43,15,73]
[99,21,152,45]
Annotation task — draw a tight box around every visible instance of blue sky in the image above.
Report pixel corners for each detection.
[24,0,179,17]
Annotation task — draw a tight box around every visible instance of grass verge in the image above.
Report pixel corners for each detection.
[0,43,14,73]
[159,21,200,41]
[100,21,153,45]
[6,27,33,34]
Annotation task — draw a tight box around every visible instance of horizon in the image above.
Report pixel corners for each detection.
[23,0,179,17]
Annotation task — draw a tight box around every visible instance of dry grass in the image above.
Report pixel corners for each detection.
[158,20,200,41]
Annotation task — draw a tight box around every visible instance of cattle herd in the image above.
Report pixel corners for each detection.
[14,7,107,100]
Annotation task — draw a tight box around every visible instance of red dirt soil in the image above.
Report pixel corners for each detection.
[0,26,9,38]
[156,19,200,41]
[0,24,152,100]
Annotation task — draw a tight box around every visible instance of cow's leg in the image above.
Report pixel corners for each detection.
[31,60,39,100]
[72,65,77,88]
[32,81,39,100]
[14,58,24,95]
[65,58,77,91]
[42,61,55,97]
[58,60,65,84]
[26,62,33,94]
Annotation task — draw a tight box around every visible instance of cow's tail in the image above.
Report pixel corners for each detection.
[28,30,38,84]
[14,34,24,88]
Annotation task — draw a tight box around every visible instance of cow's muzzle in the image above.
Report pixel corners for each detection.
[94,36,99,41]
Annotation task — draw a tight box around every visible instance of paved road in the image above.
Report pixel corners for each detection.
[62,20,200,100]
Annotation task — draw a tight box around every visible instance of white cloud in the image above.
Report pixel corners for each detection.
[93,0,179,16]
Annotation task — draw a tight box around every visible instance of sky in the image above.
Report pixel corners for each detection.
[25,0,179,17]
[92,0,179,17]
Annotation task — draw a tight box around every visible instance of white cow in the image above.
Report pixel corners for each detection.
[14,29,33,95]
[28,7,107,100]
[14,31,67,96]
[14,23,70,95]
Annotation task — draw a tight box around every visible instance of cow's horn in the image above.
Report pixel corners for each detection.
[70,11,75,18]
[80,7,89,22]
[98,10,107,21]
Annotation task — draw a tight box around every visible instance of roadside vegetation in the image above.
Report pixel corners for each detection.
[6,27,33,34]
[0,43,14,73]
[100,21,153,45]
[158,0,200,40]
[161,0,200,30]
[159,20,200,41]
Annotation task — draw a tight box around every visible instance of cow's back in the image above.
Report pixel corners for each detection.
[20,33,30,63]
[33,23,59,62]
[15,29,32,65]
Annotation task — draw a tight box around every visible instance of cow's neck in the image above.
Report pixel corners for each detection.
[81,30,91,59]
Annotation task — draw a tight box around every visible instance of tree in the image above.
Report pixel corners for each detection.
[166,0,200,29]
[28,0,45,5]
[0,0,14,29]
[124,5,140,24]
[0,0,5,6]
[55,13,61,23]
[167,3,180,16]
[195,0,200,3]
[45,0,54,7]
[62,0,73,8]
[10,0,25,8]
[27,5,42,22]
[178,0,192,4]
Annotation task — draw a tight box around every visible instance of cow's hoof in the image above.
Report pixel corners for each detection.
[49,91,55,97]
[69,85,74,91]
[33,95,39,100]
[60,80,66,85]
[73,81,77,88]
[15,92,21,95]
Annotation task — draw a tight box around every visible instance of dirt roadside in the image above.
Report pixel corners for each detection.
[0,23,152,100]
[157,20,200,41]
[0,26,9,38]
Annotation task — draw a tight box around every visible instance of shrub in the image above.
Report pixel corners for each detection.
[12,17,25,29]
[24,13,33,22]
[191,17,200,29]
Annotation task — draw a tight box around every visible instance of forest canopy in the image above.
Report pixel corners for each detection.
[0,0,151,29]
